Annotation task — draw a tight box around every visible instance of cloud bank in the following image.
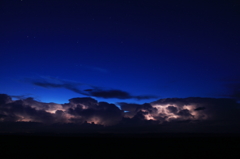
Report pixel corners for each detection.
[1,94,240,133]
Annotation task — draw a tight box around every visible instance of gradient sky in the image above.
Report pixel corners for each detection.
[0,0,240,133]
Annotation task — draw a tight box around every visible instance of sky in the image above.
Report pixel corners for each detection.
[0,0,240,134]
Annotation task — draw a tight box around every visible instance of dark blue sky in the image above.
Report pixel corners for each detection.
[1,0,240,104]
[1,0,240,134]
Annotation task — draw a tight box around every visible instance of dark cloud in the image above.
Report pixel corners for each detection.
[68,98,122,126]
[151,98,188,107]
[31,81,87,95]
[134,95,159,100]
[0,96,54,123]
[1,94,240,133]
[119,102,157,119]
[86,89,157,100]
[0,94,12,105]
[177,109,193,118]
[88,89,131,99]
[119,103,139,112]
[167,106,178,113]
[69,97,98,107]
[118,103,141,118]
[24,76,157,100]
[23,76,88,95]
[151,97,240,122]
[194,107,206,111]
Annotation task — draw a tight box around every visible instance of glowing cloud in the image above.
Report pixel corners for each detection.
[1,94,240,133]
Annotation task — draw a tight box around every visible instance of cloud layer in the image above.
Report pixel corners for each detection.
[1,94,240,133]
[24,76,157,100]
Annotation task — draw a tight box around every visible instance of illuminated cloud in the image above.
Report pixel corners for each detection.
[0,98,55,123]
[1,94,240,133]
[120,97,240,126]
[67,98,123,126]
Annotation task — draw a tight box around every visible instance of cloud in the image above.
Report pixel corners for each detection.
[1,94,240,133]
[177,109,193,118]
[86,89,157,100]
[119,97,240,129]
[69,97,98,107]
[68,100,123,126]
[0,94,12,105]
[86,89,131,99]
[167,106,178,113]
[194,107,206,111]
[151,97,240,122]
[24,76,88,95]
[24,76,157,100]
[0,94,122,126]
[0,97,55,123]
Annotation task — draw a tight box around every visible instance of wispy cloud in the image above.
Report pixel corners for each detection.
[23,76,157,100]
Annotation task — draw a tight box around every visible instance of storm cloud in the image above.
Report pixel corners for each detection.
[1,94,240,133]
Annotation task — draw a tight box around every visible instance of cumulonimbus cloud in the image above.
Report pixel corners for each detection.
[1,94,240,133]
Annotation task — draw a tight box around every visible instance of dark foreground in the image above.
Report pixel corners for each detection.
[0,133,239,158]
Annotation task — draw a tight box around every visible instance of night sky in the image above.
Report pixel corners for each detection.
[1,0,240,134]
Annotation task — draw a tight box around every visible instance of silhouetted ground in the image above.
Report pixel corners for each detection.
[0,133,239,158]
